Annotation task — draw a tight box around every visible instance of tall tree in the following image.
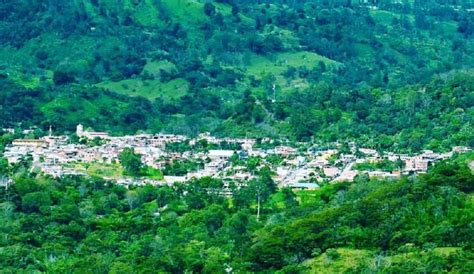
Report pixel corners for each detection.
[119,148,142,176]
[248,166,276,221]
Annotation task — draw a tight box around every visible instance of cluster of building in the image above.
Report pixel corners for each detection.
[2,125,471,191]
[276,146,470,188]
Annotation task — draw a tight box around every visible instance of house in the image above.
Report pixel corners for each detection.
[452,146,471,153]
[41,135,68,147]
[333,170,358,182]
[76,124,110,139]
[154,134,186,143]
[208,150,235,161]
[80,150,102,162]
[320,149,338,159]
[405,156,430,172]
[307,159,328,168]
[359,148,378,156]
[323,167,340,178]
[163,176,186,185]
[241,141,253,151]
[274,167,290,181]
[339,154,356,164]
[12,139,47,148]
[420,150,440,161]
[288,182,319,191]
[4,147,29,163]
[186,170,211,180]
[225,172,252,181]
[367,171,400,179]
[248,149,266,157]
[205,160,226,173]
[285,156,306,167]
[404,157,416,171]
[42,165,63,177]
[274,146,297,157]
[415,159,429,172]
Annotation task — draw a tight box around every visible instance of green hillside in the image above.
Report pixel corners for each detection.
[0,0,473,151]
[0,2,473,272]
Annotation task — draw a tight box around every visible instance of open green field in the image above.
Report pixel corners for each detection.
[142,60,177,76]
[245,51,338,78]
[306,247,464,272]
[97,78,189,101]
[161,0,208,30]
[295,189,321,206]
[41,97,100,121]
[307,248,373,273]
[66,161,164,181]
[40,91,131,124]
[133,0,162,26]
[78,162,124,179]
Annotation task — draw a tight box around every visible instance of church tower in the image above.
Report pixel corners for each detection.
[76,124,84,137]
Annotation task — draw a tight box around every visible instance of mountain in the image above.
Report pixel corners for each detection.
[0,0,473,152]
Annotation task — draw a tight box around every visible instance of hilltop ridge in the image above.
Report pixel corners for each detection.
[0,0,473,152]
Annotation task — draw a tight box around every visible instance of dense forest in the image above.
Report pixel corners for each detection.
[0,150,472,272]
[0,0,473,152]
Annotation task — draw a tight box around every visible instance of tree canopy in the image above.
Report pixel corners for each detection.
[0,1,472,152]
[0,152,472,272]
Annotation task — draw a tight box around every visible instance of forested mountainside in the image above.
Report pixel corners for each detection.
[0,151,472,273]
[0,2,473,273]
[1,0,473,151]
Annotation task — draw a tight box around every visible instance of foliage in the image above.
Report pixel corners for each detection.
[353,159,405,172]
[141,166,164,180]
[163,159,205,176]
[0,2,473,269]
[0,152,472,272]
[0,1,472,152]
[118,148,163,179]
[119,148,143,176]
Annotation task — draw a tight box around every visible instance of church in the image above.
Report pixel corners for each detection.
[76,124,110,139]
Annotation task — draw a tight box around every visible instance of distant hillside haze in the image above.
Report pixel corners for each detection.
[0,0,472,152]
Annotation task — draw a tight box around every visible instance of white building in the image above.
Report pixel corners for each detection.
[208,150,235,161]
[76,124,110,139]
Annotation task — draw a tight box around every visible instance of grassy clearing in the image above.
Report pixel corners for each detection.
[306,248,373,273]
[143,60,177,76]
[133,0,162,26]
[306,246,463,272]
[40,90,131,125]
[22,34,98,66]
[68,162,163,180]
[245,51,337,78]
[41,97,100,121]
[296,189,320,206]
[370,9,400,26]
[8,72,43,89]
[435,21,458,34]
[388,247,462,265]
[141,166,164,180]
[97,78,189,101]
[242,51,339,94]
[161,0,208,28]
[75,162,124,179]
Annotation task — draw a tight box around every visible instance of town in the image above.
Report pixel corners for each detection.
[3,124,471,191]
